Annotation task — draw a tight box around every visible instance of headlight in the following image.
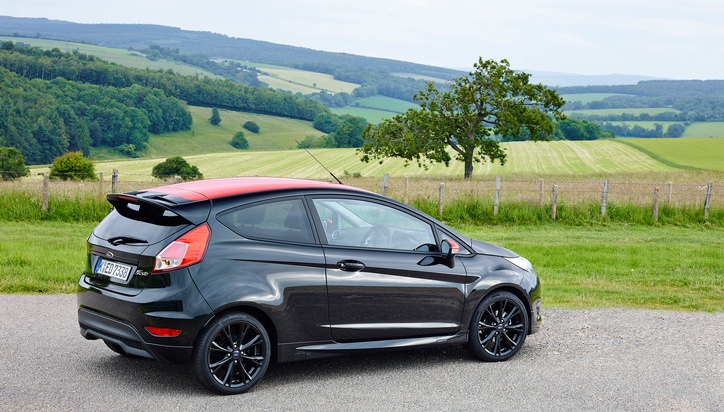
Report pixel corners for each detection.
[505,256,533,272]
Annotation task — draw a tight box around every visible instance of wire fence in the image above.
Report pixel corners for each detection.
[1,171,721,220]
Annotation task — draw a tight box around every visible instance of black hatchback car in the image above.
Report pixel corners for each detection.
[78,177,541,395]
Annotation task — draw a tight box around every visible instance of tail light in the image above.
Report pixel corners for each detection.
[144,326,182,337]
[153,223,210,273]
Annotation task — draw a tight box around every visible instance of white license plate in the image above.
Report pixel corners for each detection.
[95,259,133,282]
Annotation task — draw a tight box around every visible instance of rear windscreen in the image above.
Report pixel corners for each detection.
[94,201,190,244]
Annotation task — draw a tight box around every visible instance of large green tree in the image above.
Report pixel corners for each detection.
[360,58,566,178]
[152,156,203,181]
[49,151,96,181]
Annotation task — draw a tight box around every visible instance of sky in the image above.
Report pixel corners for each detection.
[1,0,723,80]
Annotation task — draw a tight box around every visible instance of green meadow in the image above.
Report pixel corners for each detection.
[566,108,681,116]
[331,106,394,124]
[0,36,217,77]
[90,105,326,161]
[355,96,419,113]
[620,137,724,171]
[560,93,632,103]
[2,221,721,312]
[684,122,724,137]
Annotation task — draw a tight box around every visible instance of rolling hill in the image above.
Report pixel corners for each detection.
[29,139,683,182]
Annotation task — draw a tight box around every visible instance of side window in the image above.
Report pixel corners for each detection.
[312,198,435,251]
[218,199,315,244]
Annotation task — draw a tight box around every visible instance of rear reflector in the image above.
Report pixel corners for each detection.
[153,223,210,273]
[144,326,182,337]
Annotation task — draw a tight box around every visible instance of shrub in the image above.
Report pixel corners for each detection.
[230,131,249,150]
[209,108,221,125]
[49,152,96,181]
[242,121,260,133]
[152,156,203,181]
[115,144,139,158]
[0,147,30,180]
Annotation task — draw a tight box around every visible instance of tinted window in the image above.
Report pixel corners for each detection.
[93,208,189,245]
[312,198,435,251]
[218,199,315,244]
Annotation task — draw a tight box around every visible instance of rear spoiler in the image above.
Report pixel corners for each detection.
[107,193,211,226]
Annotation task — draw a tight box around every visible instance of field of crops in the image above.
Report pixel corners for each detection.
[258,67,358,94]
[33,139,682,182]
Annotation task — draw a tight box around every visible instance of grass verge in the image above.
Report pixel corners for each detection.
[1,221,722,312]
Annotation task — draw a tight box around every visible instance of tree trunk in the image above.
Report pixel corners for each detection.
[464,159,474,179]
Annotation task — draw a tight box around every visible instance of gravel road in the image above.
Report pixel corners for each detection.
[0,294,722,411]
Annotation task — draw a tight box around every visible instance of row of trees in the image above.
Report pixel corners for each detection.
[297,113,369,149]
[600,122,686,138]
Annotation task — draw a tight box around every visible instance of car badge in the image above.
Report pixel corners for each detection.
[106,251,114,258]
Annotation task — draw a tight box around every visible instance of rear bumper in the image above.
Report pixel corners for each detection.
[78,308,192,363]
[77,270,213,364]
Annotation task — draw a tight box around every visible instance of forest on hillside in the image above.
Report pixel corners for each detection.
[0,42,331,164]
[0,17,457,103]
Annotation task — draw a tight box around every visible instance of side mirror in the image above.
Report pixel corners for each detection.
[440,239,459,268]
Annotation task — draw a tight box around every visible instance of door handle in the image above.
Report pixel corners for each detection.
[336,260,365,272]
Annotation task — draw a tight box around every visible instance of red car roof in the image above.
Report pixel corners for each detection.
[142,177,365,201]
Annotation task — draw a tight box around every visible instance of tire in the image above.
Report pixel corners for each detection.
[466,291,529,362]
[191,312,271,395]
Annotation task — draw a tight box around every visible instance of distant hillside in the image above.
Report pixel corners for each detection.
[527,70,663,87]
[0,16,464,80]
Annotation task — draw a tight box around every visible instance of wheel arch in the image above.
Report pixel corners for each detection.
[464,283,534,335]
[198,304,279,362]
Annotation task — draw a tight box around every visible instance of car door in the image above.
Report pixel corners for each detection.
[308,196,468,342]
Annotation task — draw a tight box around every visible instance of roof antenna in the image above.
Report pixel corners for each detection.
[295,141,343,184]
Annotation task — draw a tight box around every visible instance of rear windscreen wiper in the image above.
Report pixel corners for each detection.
[108,235,149,246]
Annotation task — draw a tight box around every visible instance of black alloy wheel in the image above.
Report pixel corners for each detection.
[191,312,271,395]
[466,291,529,362]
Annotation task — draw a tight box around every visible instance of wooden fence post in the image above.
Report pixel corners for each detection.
[494,176,501,215]
[653,187,660,222]
[704,182,712,219]
[667,182,673,206]
[112,169,118,193]
[538,179,544,206]
[403,176,409,204]
[98,171,104,201]
[601,178,608,217]
[438,183,445,219]
[42,173,50,212]
[551,185,558,220]
[381,173,389,197]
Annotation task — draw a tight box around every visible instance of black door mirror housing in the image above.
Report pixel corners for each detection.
[440,239,458,268]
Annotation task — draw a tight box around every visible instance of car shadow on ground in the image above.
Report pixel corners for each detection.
[87,344,480,396]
